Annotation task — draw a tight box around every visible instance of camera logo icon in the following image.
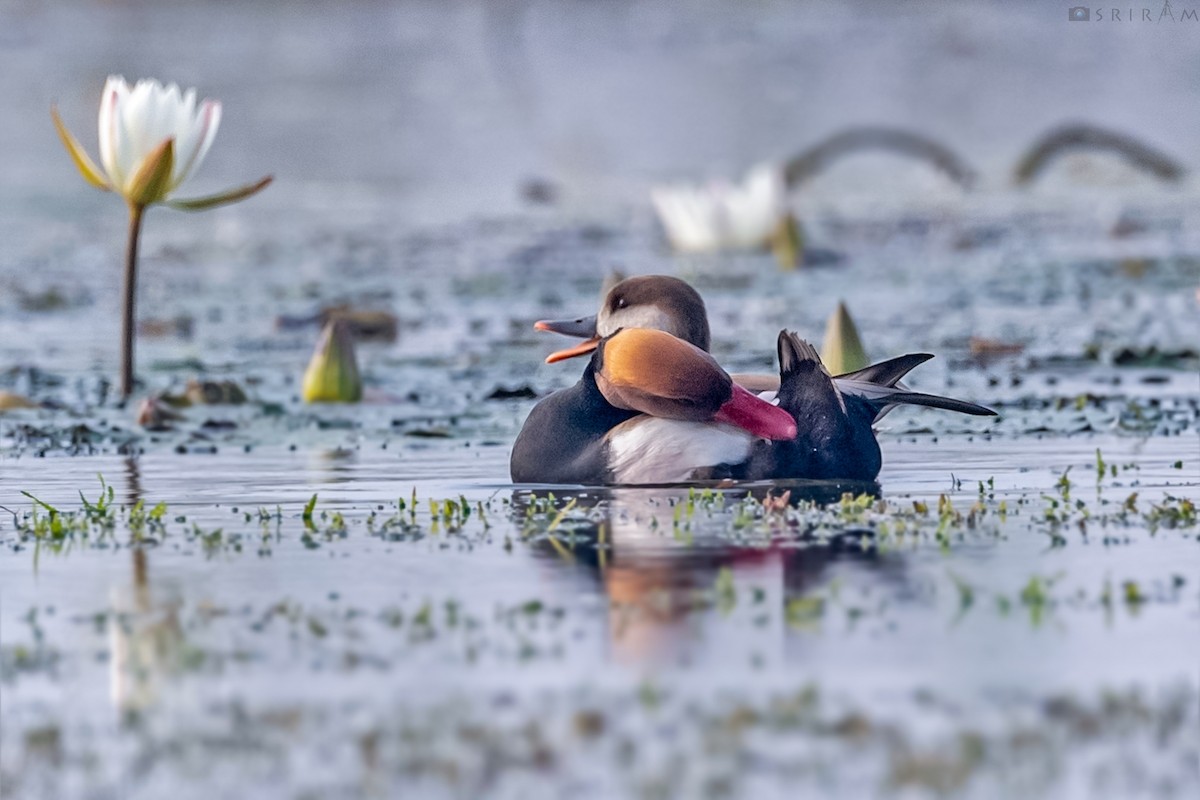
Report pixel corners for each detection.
[1069,6,1090,21]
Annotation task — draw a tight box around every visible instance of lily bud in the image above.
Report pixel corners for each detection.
[820,301,869,375]
[770,212,805,271]
[302,320,363,403]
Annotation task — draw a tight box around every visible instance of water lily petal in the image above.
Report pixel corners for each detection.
[120,80,154,174]
[173,101,221,190]
[97,76,127,187]
[166,175,272,211]
[724,165,783,248]
[652,187,723,252]
[652,163,786,253]
[170,89,202,187]
[114,90,150,193]
[192,101,221,171]
[143,83,173,151]
[51,107,110,191]
[76,77,234,203]
[147,84,182,168]
[126,138,175,207]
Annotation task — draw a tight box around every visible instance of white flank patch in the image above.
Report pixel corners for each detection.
[606,417,754,484]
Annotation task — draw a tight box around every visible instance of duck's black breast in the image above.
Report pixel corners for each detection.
[510,365,638,484]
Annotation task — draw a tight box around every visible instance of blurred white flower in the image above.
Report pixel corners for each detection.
[108,582,184,715]
[651,164,786,252]
[100,77,220,202]
[53,75,270,209]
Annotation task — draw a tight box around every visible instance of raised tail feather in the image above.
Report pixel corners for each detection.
[774,330,881,480]
[867,389,995,417]
[731,354,933,397]
[831,354,996,422]
[777,331,847,415]
[776,333,996,421]
[777,331,825,375]
[835,353,932,387]
[770,332,993,481]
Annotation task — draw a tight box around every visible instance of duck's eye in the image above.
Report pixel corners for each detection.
[615,296,628,310]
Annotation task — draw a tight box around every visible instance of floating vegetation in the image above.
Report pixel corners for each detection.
[276,305,399,343]
[182,379,249,406]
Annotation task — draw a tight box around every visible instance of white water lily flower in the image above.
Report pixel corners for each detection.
[53,76,269,209]
[651,164,786,252]
[99,77,220,199]
[52,76,272,401]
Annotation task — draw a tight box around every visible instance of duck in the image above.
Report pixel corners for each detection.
[520,275,995,484]
[510,326,799,484]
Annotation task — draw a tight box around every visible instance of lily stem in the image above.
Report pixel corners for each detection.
[121,204,145,402]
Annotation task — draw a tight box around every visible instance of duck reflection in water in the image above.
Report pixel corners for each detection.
[511,480,903,668]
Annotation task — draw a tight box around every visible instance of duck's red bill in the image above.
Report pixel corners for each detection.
[545,336,600,364]
[713,384,797,441]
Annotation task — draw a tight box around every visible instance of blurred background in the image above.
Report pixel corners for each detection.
[6,0,1200,223]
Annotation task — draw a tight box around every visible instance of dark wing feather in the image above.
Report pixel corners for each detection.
[834,353,933,387]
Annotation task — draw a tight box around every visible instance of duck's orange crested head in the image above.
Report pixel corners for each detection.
[595,328,796,441]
